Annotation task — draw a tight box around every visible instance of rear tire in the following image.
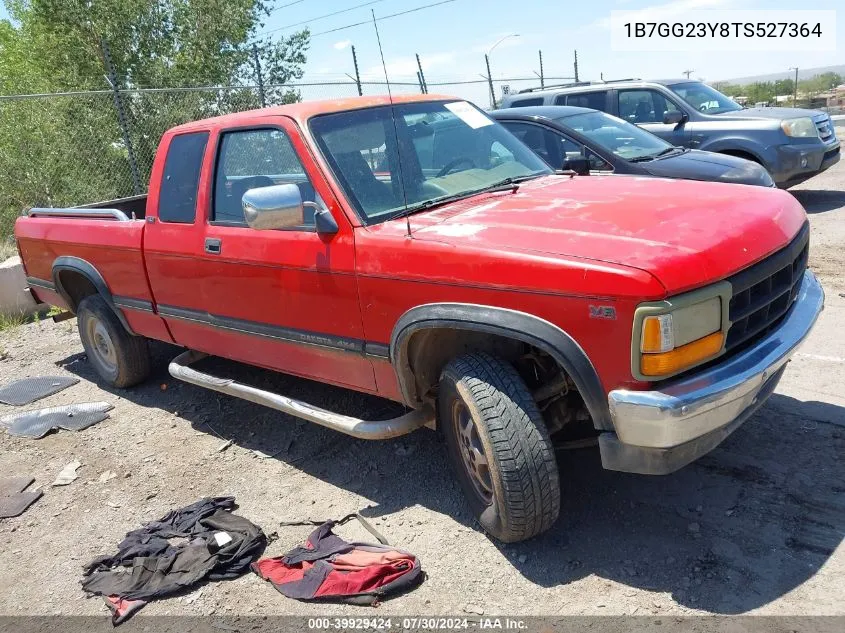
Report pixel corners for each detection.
[439,352,560,542]
[77,295,150,388]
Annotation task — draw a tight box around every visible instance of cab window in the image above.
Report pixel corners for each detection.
[158,132,209,223]
[212,128,321,228]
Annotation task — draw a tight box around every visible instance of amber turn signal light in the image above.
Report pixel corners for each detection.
[640,331,724,377]
[641,314,674,353]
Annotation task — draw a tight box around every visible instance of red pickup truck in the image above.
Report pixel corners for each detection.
[15,94,824,542]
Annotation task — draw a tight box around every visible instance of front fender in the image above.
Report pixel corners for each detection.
[390,303,613,431]
[696,137,771,165]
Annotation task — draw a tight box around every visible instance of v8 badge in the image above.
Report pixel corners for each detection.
[589,305,616,320]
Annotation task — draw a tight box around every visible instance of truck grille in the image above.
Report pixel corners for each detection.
[815,115,835,142]
[725,222,809,352]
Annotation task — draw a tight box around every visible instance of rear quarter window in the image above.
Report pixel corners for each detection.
[158,131,209,223]
[507,97,545,107]
[555,92,609,111]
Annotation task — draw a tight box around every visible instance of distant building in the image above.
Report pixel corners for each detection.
[816,84,845,108]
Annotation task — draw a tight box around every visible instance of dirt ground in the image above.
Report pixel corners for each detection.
[1,163,844,621]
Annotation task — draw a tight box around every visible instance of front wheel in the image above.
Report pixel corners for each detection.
[77,295,151,388]
[439,352,560,542]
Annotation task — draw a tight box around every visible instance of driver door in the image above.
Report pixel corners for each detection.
[147,115,377,393]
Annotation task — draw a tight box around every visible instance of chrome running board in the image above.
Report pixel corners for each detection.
[168,350,431,440]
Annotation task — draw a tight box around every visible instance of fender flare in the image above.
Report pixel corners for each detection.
[389,303,613,431]
[51,256,137,335]
[697,140,766,165]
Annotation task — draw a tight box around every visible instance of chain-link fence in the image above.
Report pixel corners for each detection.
[1,75,565,238]
[10,73,837,240]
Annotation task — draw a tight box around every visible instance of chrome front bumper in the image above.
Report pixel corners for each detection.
[600,270,824,475]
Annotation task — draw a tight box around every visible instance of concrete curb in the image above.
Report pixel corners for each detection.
[0,256,45,317]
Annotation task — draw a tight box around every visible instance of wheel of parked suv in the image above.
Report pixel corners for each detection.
[438,352,561,542]
[77,295,151,388]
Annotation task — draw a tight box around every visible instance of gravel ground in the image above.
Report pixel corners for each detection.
[1,163,844,621]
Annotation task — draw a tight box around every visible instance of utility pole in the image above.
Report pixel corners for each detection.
[252,44,267,107]
[573,50,579,82]
[538,50,544,88]
[351,45,362,96]
[101,39,142,196]
[682,69,694,79]
[789,66,799,106]
[416,53,428,94]
[485,54,496,109]
[484,34,517,109]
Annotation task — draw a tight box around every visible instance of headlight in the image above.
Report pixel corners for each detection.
[633,283,731,380]
[721,163,775,187]
[781,117,818,138]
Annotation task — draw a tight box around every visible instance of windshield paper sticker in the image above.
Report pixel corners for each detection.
[445,101,494,129]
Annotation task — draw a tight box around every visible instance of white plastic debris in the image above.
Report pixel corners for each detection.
[53,460,81,486]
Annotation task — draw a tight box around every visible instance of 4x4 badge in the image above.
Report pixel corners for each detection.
[589,305,616,320]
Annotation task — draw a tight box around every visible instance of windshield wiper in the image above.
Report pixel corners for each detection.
[629,146,682,162]
[389,174,536,222]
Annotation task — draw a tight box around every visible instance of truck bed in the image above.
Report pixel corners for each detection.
[79,194,148,219]
[14,203,171,343]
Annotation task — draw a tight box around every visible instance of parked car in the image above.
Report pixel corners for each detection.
[500,79,840,187]
[16,94,823,543]
[492,105,774,187]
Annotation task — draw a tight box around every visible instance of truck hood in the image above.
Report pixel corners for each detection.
[408,174,807,295]
[713,106,824,121]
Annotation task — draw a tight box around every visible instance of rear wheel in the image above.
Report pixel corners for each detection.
[439,352,560,542]
[77,295,150,388]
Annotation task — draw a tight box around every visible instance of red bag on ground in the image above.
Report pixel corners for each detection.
[252,514,423,605]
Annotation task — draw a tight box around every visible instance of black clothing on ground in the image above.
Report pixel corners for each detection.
[82,496,265,608]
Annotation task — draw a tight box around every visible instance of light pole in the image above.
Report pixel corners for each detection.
[789,66,799,107]
[485,33,519,108]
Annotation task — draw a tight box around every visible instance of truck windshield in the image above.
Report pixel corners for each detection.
[558,110,671,161]
[667,81,743,114]
[309,100,552,225]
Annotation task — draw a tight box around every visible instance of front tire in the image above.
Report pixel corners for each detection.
[439,352,560,542]
[77,295,151,388]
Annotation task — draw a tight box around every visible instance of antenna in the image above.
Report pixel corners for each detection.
[371,9,412,238]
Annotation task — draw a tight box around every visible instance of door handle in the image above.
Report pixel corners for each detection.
[204,238,222,254]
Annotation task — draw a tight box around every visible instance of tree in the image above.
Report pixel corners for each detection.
[773,78,794,97]
[3,0,308,91]
[0,0,310,238]
[717,83,743,97]
[799,72,842,97]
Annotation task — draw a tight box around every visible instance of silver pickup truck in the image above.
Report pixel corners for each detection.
[500,79,840,188]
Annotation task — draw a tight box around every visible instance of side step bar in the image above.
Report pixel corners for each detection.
[168,350,433,440]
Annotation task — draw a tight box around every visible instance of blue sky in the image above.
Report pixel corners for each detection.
[2,0,843,103]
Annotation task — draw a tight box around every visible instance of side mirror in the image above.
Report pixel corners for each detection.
[563,156,591,176]
[663,110,687,126]
[242,184,304,230]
